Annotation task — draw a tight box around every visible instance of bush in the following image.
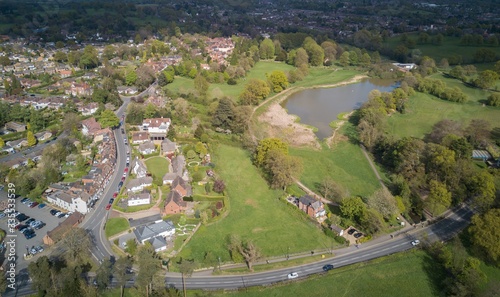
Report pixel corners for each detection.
[486,93,500,107]
[334,235,346,244]
[227,78,237,85]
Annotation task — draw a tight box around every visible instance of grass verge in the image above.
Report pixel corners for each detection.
[105,217,130,238]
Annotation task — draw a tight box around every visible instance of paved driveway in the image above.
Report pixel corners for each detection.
[0,191,67,271]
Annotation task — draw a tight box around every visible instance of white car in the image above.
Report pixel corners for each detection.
[287,272,299,279]
[411,240,420,246]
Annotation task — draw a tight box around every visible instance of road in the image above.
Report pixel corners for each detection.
[162,205,474,290]
[0,131,67,163]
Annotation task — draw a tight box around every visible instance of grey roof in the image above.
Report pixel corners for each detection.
[161,138,176,152]
[330,224,344,234]
[171,155,185,175]
[163,172,179,182]
[138,141,156,152]
[126,177,153,191]
[129,214,162,228]
[133,220,176,243]
[148,236,167,250]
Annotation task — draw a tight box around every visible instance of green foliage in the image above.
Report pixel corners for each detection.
[254,138,288,167]
[239,78,271,105]
[267,70,289,93]
[125,238,137,255]
[426,180,452,216]
[98,109,120,128]
[340,196,367,221]
[473,70,499,89]
[470,209,500,262]
[26,130,37,147]
[486,93,500,106]
[259,38,275,59]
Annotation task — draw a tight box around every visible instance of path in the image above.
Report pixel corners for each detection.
[293,178,338,206]
[113,187,163,220]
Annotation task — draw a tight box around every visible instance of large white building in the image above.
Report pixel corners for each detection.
[128,192,151,206]
[45,190,91,214]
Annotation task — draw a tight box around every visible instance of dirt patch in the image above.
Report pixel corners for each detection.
[259,104,320,148]
[244,199,258,208]
[252,227,265,233]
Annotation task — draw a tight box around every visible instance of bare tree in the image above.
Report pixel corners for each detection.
[60,227,91,265]
[320,177,349,203]
[228,234,261,271]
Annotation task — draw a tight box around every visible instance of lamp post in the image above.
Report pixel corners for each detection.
[218,256,221,271]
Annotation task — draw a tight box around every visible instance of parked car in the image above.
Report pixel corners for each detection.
[35,245,44,253]
[49,209,58,216]
[0,213,5,219]
[121,176,126,182]
[38,203,46,209]
[105,204,112,210]
[29,202,39,208]
[24,231,35,239]
[34,222,45,230]
[21,198,30,204]
[354,232,363,238]
[113,192,118,198]
[287,272,299,279]
[18,225,29,232]
[25,218,35,225]
[322,264,334,271]
[57,213,66,218]
[109,198,114,204]
[17,214,29,222]
[124,168,128,173]
[347,228,357,235]
[411,240,420,246]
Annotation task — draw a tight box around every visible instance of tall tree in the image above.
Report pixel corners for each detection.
[259,38,275,59]
[95,258,113,291]
[114,256,134,297]
[98,109,120,128]
[60,227,91,265]
[28,256,54,296]
[267,70,288,93]
[264,150,302,190]
[319,177,349,203]
[467,171,496,212]
[212,98,235,131]
[194,74,210,100]
[469,209,500,262]
[136,244,161,297]
[26,130,37,147]
[239,79,270,105]
[426,180,452,216]
[340,196,367,221]
[367,188,398,219]
[254,138,288,167]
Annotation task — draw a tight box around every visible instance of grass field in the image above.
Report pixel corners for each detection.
[144,156,170,180]
[386,92,500,139]
[429,73,494,104]
[216,250,442,297]
[383,34,500,64]
[105,217,130,238]
[290,136,381,198]
[177,144,334,264]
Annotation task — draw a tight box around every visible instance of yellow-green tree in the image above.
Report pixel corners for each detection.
[27,130,37,147]
[470,209,500,261]
[267,70,288,93]
[254,138,288,167]
[0,137,4,149]
[426,180,451,215]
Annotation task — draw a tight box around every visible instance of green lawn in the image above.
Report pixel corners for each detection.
[144,156,170,180]
[105,217,130,238]
[383,34,500,64]
[177,145,334,264]
[386,92,500,139]
[429,73,494,104]
[216,250,442,297]
[290,138,381,198]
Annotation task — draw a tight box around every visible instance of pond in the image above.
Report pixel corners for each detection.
[283,78,398,139]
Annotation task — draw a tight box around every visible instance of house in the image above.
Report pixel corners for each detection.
[171,176,192,197]
[132,132,149,144]
[163,172,178,185]
[163,190,187,214]
[58,69,72,78]
[34,131,52,141]
[43,212,84,245]
[81,117,102,136]
[126,177,153,192]
[161,138,177,157]
[171,155,186,177]
[4,121,26,132]
[133,219,176,244]
[79,102,99,116]
[45,189,91,214]
[131,157,148,178]
[117,86,138,95]
[297,195,326,218]
[138,141,156,155]
[6,139,28,149]
[142,118,171,141]
[330,224,344,236]
[128,192,151,206]
[148,236,168,252]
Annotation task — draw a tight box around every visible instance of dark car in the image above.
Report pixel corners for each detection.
[15,224,27,230]
[29,202,39,208]
[347,228,357,235]
[17,214,29,222]
[25,218,35,225]
[34,222,46,230]
[38,203,46,209]
[20,226,32,234]
[354,232,363,238]
[49,209,58,216]
[24,232,36,239]
[323,264,334,271]
[109,198,114,204]
[57,213,66,218]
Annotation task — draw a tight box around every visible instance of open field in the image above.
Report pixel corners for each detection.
[386,92,500,139]
[290,135,381,198]
[383,34,500,64]
[429,73,495,104]
[144,156,169,180]
[211,250,442,297]
[177,144,333,264]
[105,217,130,238]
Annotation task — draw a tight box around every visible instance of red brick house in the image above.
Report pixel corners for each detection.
[43,212,84,245]
[298,195,326,218]
[171,176,192,197]
[163,191,187,215]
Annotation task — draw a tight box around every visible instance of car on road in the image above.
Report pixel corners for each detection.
[105,204,112,210]
[109,198,114,204]
[322,264,334,271]
[38,203,46,209]
[121,176,126,182]
[124,167,128,173]
[121,129,124,134]
[29,202,39,208]
[411,240,420,246]
[113,192,118,198]
[347,228,357,235]
[287,272,299,279]
[354,232,363,238]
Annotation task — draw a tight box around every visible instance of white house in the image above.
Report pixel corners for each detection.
[131,157,148,178]
[128,192,151,206]
[138,141,156,155]
[45,190,90,214]
[142,118,171,141]
[126,177,153,192]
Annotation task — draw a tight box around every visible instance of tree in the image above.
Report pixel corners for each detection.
[339,51,350,67]
[137,244,161,297]
[125,238,137,255]
[487,93,500,107]
[450,66,465,80]
[228,235,261,271]
[95,258,113,291]
[177,258,196,297]
[367,188,398,219]
[194,74,210,99]
[465,119,491,148]
[239,79,270,105]
[28,256,54,296]
[294,48,309,68]
[264,150,302,190]
[469,209,500,261]
[136,65,156,90]
[267,70,288,93]
[0,55,11,66]
[254,138,288,167]
[60,227,91,264]
[125,68,138,86]
[426,180,452,216]
[98,109,120,128]
[340,197,366,221]
[360,53,371,66]
[26,130,37,147]
[467,171,496,212]
[319,177,348,203]
[0,137,4,149]
[114,256,134,297]
[53,51,67,62]
[173,98,190,124]
[473,70,499,89]
[259,38,275,59]
[212,98,235,130]
[79,45,99,69]
[213,179,226,194]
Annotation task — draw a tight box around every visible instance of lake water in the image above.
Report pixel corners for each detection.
[283,78,398,139]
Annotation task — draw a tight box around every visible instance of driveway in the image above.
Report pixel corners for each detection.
[0,190,68,272]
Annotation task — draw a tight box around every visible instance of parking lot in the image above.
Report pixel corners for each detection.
[0,191,69,271]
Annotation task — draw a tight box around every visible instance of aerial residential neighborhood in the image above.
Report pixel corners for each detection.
[0,1,499,297]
